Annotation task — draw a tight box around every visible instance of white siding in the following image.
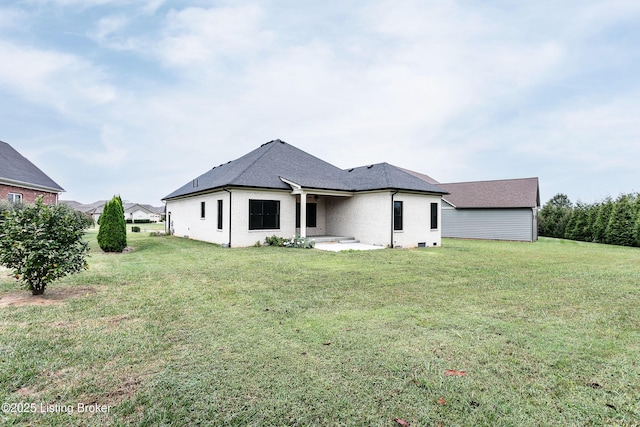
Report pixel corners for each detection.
[326,191,442,248]
[442,205,535,242]
[167,188,443,248]
[166,188,298,247]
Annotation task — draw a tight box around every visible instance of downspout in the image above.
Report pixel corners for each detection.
[224,188,232,247]
[390,190,398,248]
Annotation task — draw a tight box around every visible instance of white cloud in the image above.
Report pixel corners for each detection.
[0,40,116,117]
[156,5,274,67]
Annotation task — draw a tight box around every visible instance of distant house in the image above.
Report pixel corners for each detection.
[438,178,540,242]
[0,140,64,204]
[163,139,448,248]
[124,203,164,223]
[62,200,165,223]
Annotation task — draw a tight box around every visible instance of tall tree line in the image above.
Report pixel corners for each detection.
[539,192,640,247]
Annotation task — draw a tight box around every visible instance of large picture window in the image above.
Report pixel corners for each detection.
[296,203,317,228]
[431,202,438,229]
[249,200,280,230]
[394,201,403,231]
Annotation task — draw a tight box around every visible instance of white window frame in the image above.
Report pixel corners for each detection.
[8,193,22,203]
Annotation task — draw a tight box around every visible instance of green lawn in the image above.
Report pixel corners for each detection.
[1,232,638,426]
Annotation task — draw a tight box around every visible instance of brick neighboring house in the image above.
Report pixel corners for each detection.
[0,140,64,204]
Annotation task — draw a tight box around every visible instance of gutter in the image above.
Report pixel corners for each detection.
[223,188,232,247]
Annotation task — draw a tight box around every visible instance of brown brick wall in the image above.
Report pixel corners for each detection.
[0,184,59,205]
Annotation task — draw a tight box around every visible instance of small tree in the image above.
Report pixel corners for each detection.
[0,198,90,295]
[97,195,127,252]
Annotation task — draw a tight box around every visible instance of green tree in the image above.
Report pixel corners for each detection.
[539,193,573,238]
[0,198,90,295]
[584,202,600,242]
[631,193,640,247]
[605,194,636,247]
[592,197,614,243]
[564,201,590,242]
[97,196,127,252]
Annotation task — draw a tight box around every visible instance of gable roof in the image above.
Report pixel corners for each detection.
[163,139,447,200]
[438,177,540,208]
[0,141,64,192]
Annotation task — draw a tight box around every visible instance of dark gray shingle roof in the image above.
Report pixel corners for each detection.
[0,141,64,192]
[346,163,448,193]
[164,140,448,200]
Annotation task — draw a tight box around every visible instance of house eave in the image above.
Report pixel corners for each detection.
[0,177,65,194]
[162,185,293,202]
[279,177,354,197]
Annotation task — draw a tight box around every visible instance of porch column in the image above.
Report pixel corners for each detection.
[299,192,307,238]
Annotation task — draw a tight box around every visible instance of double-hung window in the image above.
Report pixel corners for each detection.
[249,200,280,230]
[8,193,22,203]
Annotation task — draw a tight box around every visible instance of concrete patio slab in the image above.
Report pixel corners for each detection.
[314,242,386,252]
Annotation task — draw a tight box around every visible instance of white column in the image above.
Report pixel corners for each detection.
[299,192,307,238]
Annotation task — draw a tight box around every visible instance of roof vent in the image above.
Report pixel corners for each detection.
[192,179,199,187]
[348,168,354,172]
[367,165,374,169]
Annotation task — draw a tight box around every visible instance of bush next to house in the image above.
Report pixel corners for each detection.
[0,197,90,295]
[97,195,127,252]
[264,235,315,249]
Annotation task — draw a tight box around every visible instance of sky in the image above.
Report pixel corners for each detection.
[1,0,639,207]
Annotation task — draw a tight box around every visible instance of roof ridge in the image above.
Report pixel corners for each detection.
[381,162,393,187]
[221,139,281,184]
[442,177,538,185]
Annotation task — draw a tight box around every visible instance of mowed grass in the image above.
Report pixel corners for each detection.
[0,231,638,426]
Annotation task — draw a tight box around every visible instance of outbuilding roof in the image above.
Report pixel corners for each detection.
[163,139,447,200]
[438,177,540,208]
[0,140,64,192]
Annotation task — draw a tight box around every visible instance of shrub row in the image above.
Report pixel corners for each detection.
[263,235,315,249]
[539,192,640,247]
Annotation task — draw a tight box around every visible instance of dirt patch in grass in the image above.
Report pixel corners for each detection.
[0,286,96,307]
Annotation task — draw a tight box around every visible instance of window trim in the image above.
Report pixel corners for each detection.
[249,199,280,230]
